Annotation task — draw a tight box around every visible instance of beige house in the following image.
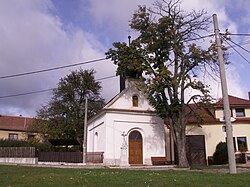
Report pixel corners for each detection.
[0,115,37,140]
[171,94,250,165]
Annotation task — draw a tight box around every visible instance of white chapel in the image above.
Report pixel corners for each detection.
[87,73,166,166]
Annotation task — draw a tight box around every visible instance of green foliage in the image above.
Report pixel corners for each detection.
[0,139,30,147]
[0,139,52,152]
[33,69,105,146]
[213,142,228,165]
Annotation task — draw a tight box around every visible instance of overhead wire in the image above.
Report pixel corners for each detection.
[0,57,107,79]
[0,75,117,99]
[183,34,214,42]
[221,35,250,64]
[221,33,250,37]
[0,33,220,100]
[225,38,250,55]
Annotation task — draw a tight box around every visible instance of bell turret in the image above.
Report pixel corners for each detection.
[119,35,142,92]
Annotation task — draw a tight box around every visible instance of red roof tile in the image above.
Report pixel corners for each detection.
[216,95,250,107]
[0,115,34,132]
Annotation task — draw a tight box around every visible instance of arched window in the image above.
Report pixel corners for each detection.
[132,95,138,107]
[129,130,142,141]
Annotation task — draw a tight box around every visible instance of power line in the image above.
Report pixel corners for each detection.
[222,36,250,64]
[0,33,215,80]
[226,39,250,49]
[0,57,107,79]
[225,38,250,55]
[0,88,54,99]
[221,33,250,37]
[183,34,214,42]
[0,75,117,99]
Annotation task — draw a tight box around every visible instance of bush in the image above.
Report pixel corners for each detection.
[213,142,228,165]
[0,139,30,147]
[0,139,52,152]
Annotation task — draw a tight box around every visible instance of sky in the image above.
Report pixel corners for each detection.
[0,0,250,117]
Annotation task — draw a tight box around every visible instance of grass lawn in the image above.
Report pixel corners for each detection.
[1,165,250,187]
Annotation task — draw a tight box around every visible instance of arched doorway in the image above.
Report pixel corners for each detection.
[129,130,143,164]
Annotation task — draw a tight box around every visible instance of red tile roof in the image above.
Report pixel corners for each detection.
[0,115,34,132]
[185,104,218,124]
[216,95,250,107]
[165,94,250,126]
[186,103,250,125]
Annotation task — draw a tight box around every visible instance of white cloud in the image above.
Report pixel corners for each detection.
[0,0,117,116]
[0,0,248,117]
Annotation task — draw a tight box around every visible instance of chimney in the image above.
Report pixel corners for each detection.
[248,91,250,100]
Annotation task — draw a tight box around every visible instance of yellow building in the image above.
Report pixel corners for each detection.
[0,115,37,140]
[182,95,250,165]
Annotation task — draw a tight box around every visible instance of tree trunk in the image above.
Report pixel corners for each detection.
[169,117,189,167]
[176,134,189,167]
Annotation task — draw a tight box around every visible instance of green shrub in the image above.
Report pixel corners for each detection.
[0,139,52,152]
[0,139,30,147]
[213,142,228,165]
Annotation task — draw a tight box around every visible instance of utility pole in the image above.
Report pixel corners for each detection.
[83,97,88,164]
[213,14,237,174]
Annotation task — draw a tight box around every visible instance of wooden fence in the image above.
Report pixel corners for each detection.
[38,152,104,163]
[0,147,104,163]
[0,147,36,158]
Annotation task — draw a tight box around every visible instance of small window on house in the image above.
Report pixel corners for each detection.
[235,108,245,117]
[132,95,138,107]
[237,137,248,152]
[27,134,35,140]
[9,133,18,140]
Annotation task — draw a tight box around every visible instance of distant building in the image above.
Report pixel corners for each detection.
[185,95,250,165]
[0,115,37,140]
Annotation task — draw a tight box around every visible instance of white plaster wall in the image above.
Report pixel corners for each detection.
[104,112,165,165]
[244,108,250,117]
[215,109,224,118]
[108,86,154,111]
[0,157,38,164]
[186,123,250,158]
[87,114,106,153]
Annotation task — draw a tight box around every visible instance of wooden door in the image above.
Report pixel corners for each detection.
[186,135,206,166]
[129,131,143,164]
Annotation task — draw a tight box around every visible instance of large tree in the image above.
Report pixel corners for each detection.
[34,69,105,146]
[106,0,220,166]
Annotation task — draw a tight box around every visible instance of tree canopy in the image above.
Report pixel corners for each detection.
[34,69,105,146]
[106,0,222,166]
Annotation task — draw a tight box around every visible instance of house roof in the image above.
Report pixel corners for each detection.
[216,95,250,107]
[88,81,155,124]
[0,115,34,132]
[186,94,250,125]
[166,94,250,126]
[186,104,219,124]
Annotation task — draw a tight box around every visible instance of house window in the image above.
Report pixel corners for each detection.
[27,134,35,140]
[237,137,248,152]
[9,133,18,140]
[235,108,245,117]
[132,95,138,107]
